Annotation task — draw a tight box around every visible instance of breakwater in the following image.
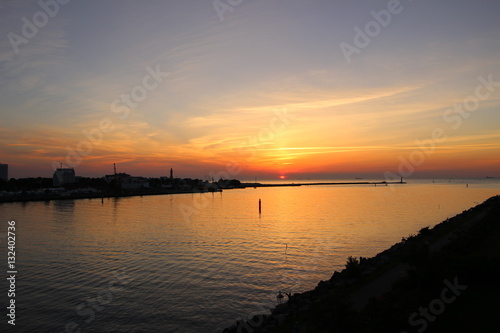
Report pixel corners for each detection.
[240,181,406,188]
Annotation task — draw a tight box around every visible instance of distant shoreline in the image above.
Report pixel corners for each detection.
[0,181,406,203]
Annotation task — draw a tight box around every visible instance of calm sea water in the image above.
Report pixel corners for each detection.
[0,179,499,332]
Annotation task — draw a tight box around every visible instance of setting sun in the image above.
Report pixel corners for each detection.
[279,175,287,179]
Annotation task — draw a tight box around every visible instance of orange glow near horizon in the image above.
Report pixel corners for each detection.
[4,135,500,179]
[2,87,500,179]
[1,1,500,180]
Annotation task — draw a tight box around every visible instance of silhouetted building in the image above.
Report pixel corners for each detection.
[170,168,173,179]
[120,176,150,189]
[0,164,8,181]
[53,168,76,187]
[104,173,130,184]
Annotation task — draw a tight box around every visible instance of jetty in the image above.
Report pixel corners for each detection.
[240,180,406,188]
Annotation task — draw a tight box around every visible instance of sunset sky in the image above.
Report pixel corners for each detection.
[1,0,499,179]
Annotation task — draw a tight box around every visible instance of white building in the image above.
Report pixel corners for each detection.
[53,168,76,187]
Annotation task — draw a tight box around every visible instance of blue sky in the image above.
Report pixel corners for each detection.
[1,0,500,179]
